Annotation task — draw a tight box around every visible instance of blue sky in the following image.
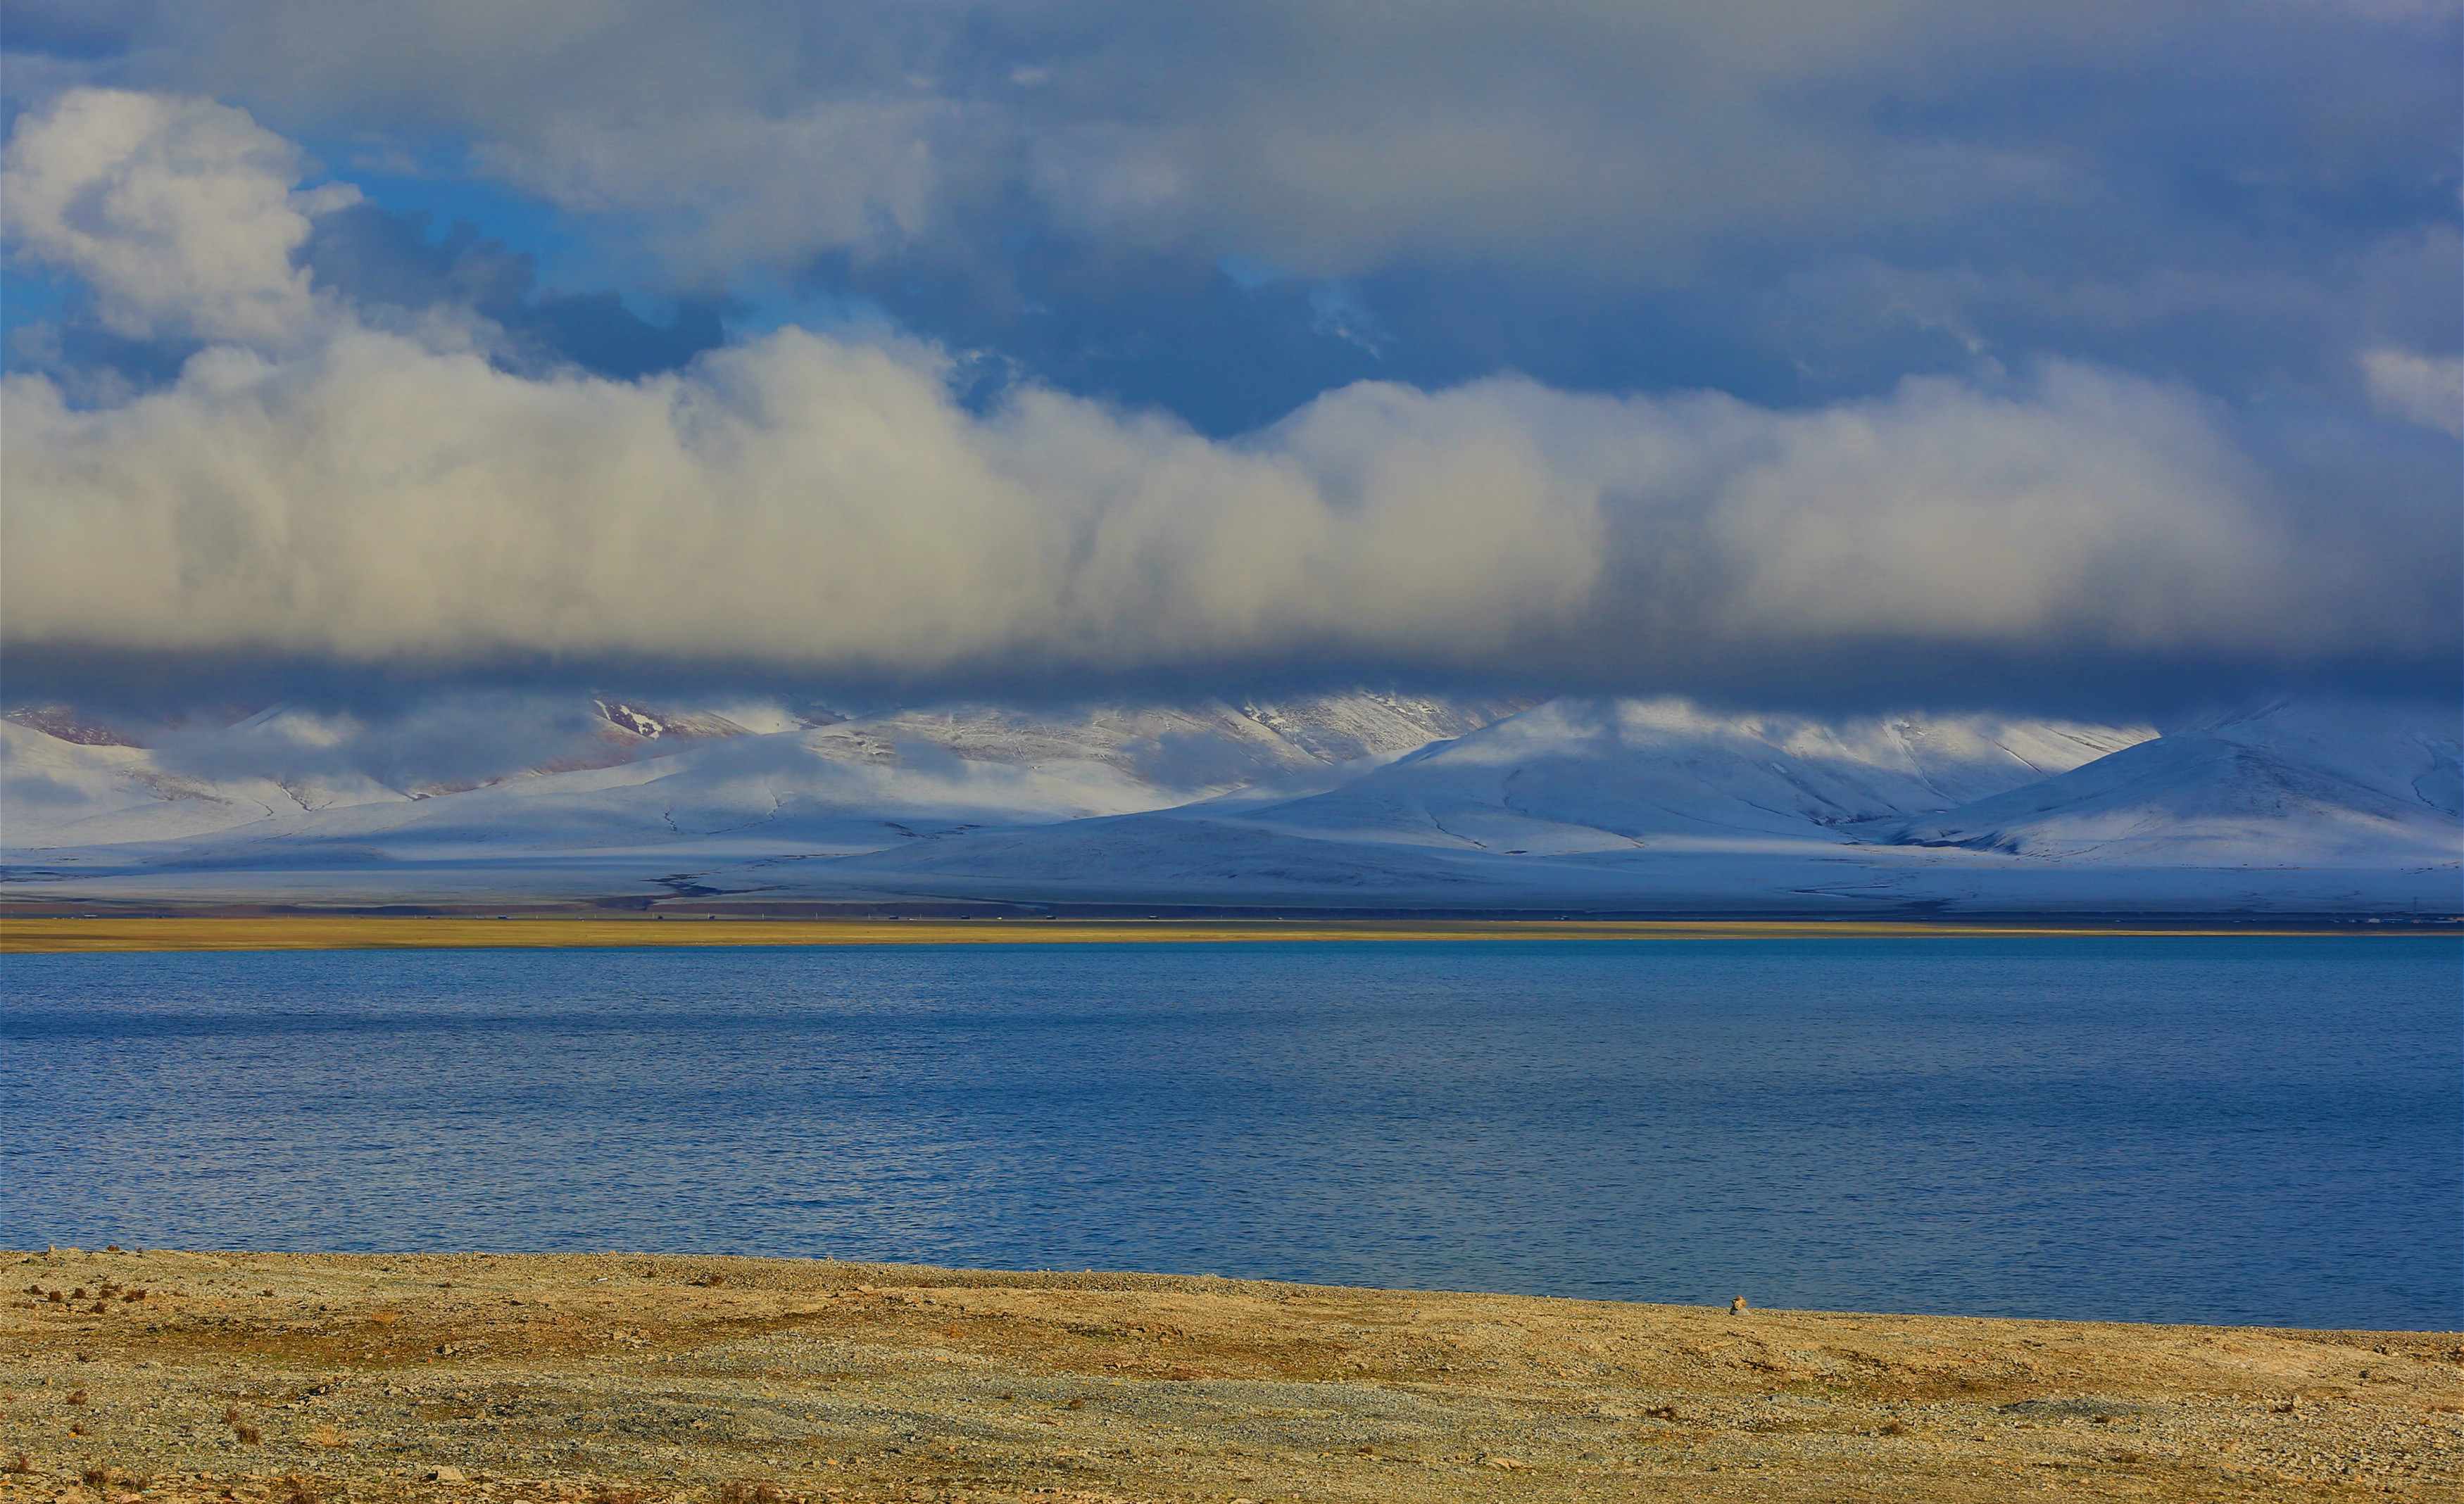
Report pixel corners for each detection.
[1,0,2456,712]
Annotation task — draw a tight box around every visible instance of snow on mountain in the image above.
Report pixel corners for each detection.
[0,716,413,845]
[1882,699,2462,865]
[3,704,144,747]
[842,698,2150,876]
[0,690,1533,868]
[5,692,2453,915]
[591,700,759,742]
[1226,697,2149,852]
[815,697,2458,914]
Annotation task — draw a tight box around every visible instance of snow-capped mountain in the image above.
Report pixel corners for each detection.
[1218,697,2149,851]
[809,697,2456,914]
[2,693,2453,915]
[0,690,1532,861]
[817,697,2158,900]
[1,714,415,845]
[1882,700,2461,865]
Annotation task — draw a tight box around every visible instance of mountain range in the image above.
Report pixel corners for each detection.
[2,692,2454,916]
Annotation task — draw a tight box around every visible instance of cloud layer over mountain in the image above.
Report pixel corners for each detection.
[2,1,2456,711]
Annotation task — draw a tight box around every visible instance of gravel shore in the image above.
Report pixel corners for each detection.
[6,1248,2458,1502]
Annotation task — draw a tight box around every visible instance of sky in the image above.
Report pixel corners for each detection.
[1,0,2458,721]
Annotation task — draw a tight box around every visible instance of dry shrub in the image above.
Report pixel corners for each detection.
[715,1484,750,1504]
[82,1468,109,1487]
[48,1291,65,1304]
[714,1481,781,1504]
[1880,1420,1908,1436]
[70,1288,87,1300]
[234,1426,263,1446]
[4,1454,32,1474]
[66,1389,88,1405]
[68,1424,88,1437]
[222,1408,244,1427]
[588,1489,644,1504]
[282,1475,322,1504]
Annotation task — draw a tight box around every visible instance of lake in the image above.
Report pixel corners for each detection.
[4,937,2456,1329]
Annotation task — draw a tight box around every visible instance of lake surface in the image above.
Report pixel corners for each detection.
[4,938,2456,1329]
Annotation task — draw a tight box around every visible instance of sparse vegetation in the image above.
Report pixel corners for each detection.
[6,1247,2455,1500]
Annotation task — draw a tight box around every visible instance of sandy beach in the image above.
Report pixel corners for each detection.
[4,1248,2458,1503]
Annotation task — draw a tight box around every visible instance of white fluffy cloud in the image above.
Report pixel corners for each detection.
[0,89,2440,683]
[0,316,2371,673]
[1,88,355,345]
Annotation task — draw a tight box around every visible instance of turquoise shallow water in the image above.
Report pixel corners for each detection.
[3,937,2456,1329]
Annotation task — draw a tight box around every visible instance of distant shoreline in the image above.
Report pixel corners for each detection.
[4,912,2454,953]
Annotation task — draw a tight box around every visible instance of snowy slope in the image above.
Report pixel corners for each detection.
[6,693,2453,915]
[812,697,2458,914]
[1883,700,2463,864]
[0,716,413,845]
[0,690,1533,865]
[841,698,2150,878]
[1228,698,2149,852]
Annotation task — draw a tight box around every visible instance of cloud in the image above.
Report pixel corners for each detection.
[1,85,2453,707]
[7,3,2452,448]
[2362,348,2464,436]
[0,87,354,346]
[30,1,2448,283]
[146,695,621,790]
[298,201,728,379]
[465,100,950,279]
[2,308,2438,685]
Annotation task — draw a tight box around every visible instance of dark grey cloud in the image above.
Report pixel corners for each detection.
[0,0,142,62]
[301,202,727,379]
[6,1,2453,422]
[1,4,2455,714]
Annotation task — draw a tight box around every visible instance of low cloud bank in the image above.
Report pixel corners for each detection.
[13,323,2425,678]
[3,90,2456,700]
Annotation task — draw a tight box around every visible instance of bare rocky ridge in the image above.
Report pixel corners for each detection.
[6,1249,2459,1502]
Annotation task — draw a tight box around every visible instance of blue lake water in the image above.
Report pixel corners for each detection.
[3,938,2457,1330]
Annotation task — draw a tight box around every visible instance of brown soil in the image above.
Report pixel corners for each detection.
[6,1248,2458,1503]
